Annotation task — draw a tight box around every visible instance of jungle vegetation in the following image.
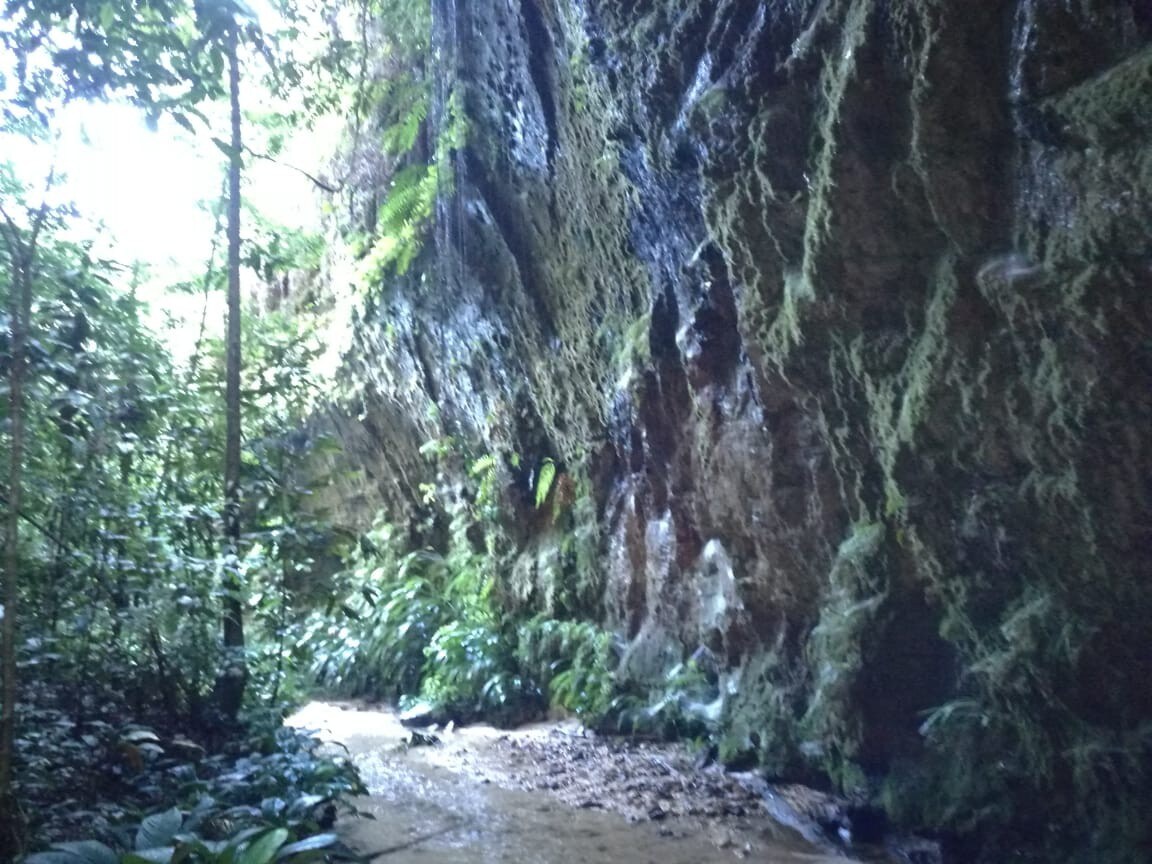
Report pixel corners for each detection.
[0,1,662,860]
[0,0,424,859]
[7,2,1148,864]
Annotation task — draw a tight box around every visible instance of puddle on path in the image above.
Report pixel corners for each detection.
[287,701,851,864]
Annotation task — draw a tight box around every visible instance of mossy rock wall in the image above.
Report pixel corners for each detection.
[328,1,1152,859]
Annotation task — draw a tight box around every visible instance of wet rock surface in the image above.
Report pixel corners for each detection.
[318,1,1152,860]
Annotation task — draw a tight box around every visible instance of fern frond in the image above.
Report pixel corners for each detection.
[381,92,429,155]
[535,458,557,509]
[470,454,497,478]
[377,164,433,234]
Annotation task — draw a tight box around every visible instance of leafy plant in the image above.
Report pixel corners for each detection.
[534,459,557,509]
[516,617,615,724]
[419,619,541,724]
[357,83,468,287]
[360,164,440,277]
[18,708,363,864]
[306,550,449,700]
[305,495,623,727]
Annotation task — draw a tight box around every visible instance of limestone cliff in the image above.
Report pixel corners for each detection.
[320,1,1152,859]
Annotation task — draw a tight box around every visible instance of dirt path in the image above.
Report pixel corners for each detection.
[287,701,860,863]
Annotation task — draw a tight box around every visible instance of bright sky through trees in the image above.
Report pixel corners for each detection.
[0,93,334,361]
[2,101,325,272]
[51,103,218,272]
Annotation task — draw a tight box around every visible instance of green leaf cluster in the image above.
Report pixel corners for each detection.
[304,491,625,727]
[21,717,362,864]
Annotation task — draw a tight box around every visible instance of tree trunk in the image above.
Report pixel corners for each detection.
[1,269,25,798]
[216,25,247,720]
[0,225,35,842]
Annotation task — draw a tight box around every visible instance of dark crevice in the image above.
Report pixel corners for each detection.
[463,147,556,339]
[520,0,559,168]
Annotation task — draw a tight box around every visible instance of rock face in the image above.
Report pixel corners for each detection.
[326,1,1152,859]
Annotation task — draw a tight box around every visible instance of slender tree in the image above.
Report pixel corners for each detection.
[1,0,269,739]
[0,170,55,819]
[216,15,248,720]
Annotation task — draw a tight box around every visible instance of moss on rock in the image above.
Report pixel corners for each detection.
[321,2,1152,859]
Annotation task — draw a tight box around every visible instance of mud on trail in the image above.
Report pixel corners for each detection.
[288,701,927,863]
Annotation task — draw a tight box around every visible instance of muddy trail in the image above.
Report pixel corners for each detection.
[288,702,935,863]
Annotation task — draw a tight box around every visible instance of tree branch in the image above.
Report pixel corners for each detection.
[0,202,25,264]
[0,161,58,276]
[0,489,72,552]
[23,166,57,276]
[358,823,465,860]
[244,146,341,194]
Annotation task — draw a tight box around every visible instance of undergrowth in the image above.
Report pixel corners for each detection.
[304,515,728,738]
[303,509,618,726]
[303,443,721,736]
[16,709,364,864]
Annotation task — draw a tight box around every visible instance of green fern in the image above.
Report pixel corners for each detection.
[535,458,556,509]
[380,90,429,155]
[357,81,469,286]
[361,164,439,279]
[470,453,499,508]
[377,164,435,235]
[516,617,616,723]
[469,454,496,478]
